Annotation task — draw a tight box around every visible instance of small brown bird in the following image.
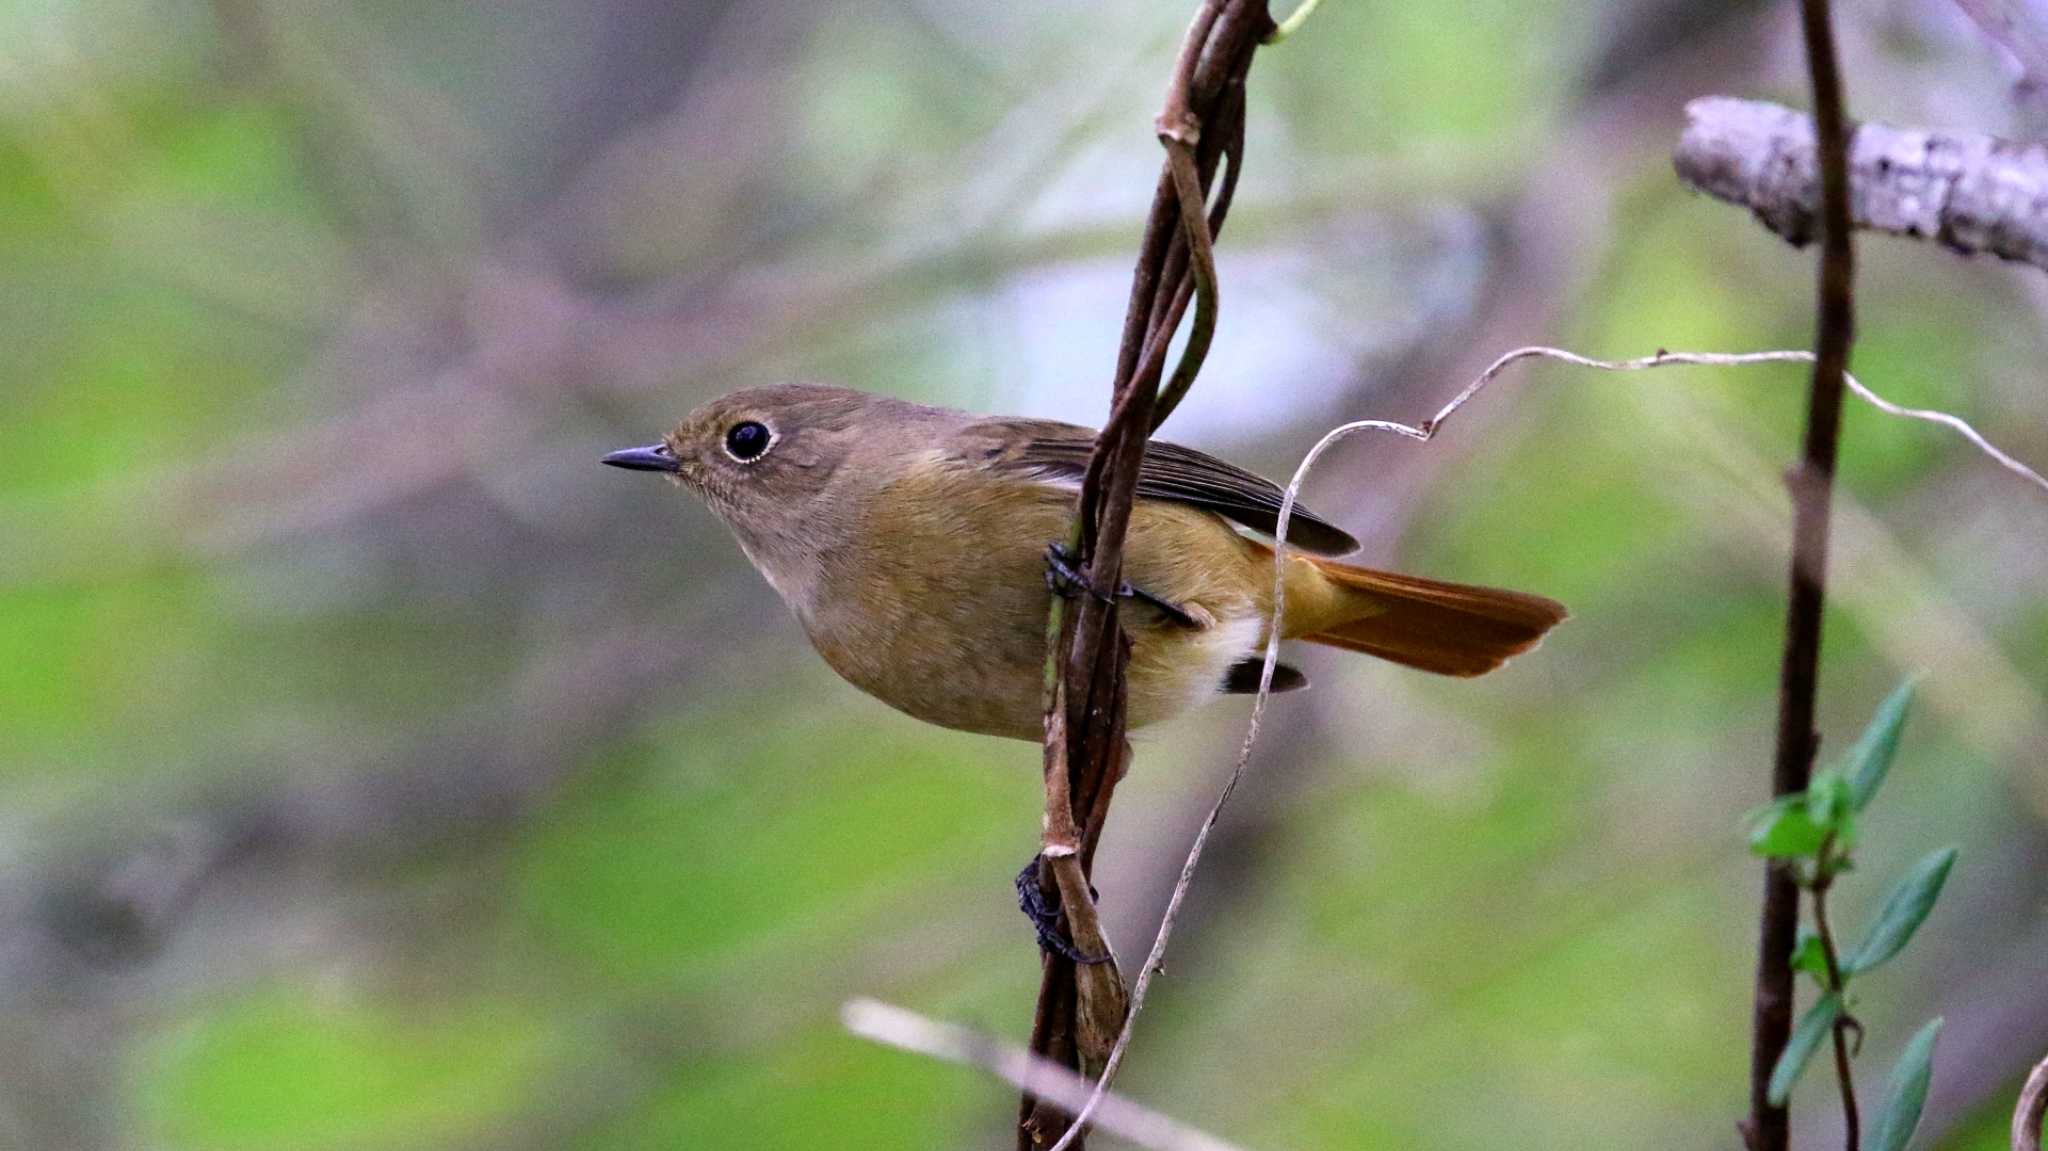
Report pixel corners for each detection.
[605,384,1565,740]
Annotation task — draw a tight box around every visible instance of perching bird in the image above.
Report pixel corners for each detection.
[604,384,1565,740]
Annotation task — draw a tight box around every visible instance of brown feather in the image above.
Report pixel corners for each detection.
[1286,557,1568,677]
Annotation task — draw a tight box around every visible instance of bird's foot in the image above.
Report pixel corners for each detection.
[1042,543,1201,629]
[1043,543,1111,604]
[1014,856,1113,965]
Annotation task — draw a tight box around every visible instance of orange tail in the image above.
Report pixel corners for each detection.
[1293,558,1567,677]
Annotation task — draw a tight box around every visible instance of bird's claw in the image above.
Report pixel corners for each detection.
[1014,856,1113,965]
[1043,543,1112,604]
[1043,543,1201,628]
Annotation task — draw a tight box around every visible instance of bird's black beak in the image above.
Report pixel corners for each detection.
[601,443,681,474]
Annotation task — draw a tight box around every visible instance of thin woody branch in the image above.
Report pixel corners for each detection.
[1809,866,1861,1151]
[1675,96,2048,274]
[1022,2,1269,1148]
[1748,0,1860,1146]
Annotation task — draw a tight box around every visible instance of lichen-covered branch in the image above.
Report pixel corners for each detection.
[1675,96,2048,273]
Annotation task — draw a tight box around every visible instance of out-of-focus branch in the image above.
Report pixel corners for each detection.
[2014,1052,2048,1151]
[1675,97,2048,274]
[844,999,1250,1151]
[1951,0,2048,116]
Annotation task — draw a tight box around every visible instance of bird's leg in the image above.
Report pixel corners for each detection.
[1043,543,1201,629]
[1042,542,1109,604]
[1013,856,1112,965]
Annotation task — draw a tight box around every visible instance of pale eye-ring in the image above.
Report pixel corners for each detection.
[723,420,772,462]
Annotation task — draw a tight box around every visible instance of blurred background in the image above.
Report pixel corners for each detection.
[3,0,2046,1147]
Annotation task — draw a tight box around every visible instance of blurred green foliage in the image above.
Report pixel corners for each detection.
[139,988,552,1151]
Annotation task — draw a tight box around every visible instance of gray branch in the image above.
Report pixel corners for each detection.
[1674,95,2048,273]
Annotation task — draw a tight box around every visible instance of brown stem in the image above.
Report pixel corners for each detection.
[1147,137,1221,429]
[1827,1013,1858,1150]
[1810,867,1861,1151]
[1019,2,1271,1147]
[1747,0,1857,1149]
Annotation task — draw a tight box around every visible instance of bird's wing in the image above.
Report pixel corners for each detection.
[962,418,1360,557]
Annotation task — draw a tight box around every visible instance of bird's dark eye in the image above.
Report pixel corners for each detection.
[723,420,772,462]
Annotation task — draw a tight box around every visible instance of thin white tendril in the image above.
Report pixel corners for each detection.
[1045,346,2045,1151]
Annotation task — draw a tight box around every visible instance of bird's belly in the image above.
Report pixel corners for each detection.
[812,582,1053,739]
[803,484,1268,740]
[811,587,1258,740]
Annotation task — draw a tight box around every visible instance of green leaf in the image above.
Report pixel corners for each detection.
[1749,797,1830,859]
[1846,847,1958,976]
[1808,773,1857,849]
[1808,772,1847,829]
[1846,678,1918,812]
[1790,928,1832,982]
[1865,1017,1942,1151]
[1768,992,1842,1106]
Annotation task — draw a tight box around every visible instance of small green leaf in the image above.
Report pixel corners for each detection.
[1808,773,1858,855]
[1768,992,1842,1106]
[1809,772,1849,830]
[1846,847,1958,976]
[1865,1017,1942,1151]
[1846,678,1918,812]
[1749,797,1829,859]
[1790,928,1832,982]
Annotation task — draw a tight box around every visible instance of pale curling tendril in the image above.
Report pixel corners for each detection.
[1045,345,2046,1151]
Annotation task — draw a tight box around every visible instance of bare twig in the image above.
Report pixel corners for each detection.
[1810,858,1861,1151]
[2014,1052,2048,1151]
[1675,96,2048,274]
[1148,139,1221,430]
[1022,2,1269,1147]
[844,999,1251,1151]
[1745,7,1860,1148]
